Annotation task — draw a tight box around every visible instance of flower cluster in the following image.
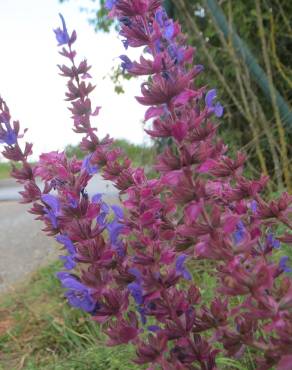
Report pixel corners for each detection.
[1,2,292,369]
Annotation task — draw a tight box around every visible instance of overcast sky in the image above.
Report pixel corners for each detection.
[0,0,146,161]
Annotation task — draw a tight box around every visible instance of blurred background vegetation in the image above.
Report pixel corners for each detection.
[60,0,292,193]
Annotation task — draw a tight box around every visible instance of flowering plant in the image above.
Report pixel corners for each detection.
[1,1,292,369]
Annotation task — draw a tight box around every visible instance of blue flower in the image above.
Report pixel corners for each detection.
[101,201,110,214]
[111,204,123,219]
[44,209,58,228]
[279,256,292,273]
[155,39,164,53]
[54,13,70,46]
[82,154,98,175]
[42,194,60,214]
[122,39,129,49]
[128,282,143,305]
[67,194,78,208]
[56,271,71,280]
[107,219,123,245]
[205,89,224,118]
[267,233,280,249]
[56,234,76,255]
[147,325,160,332]
[155,9,166,27]
[233,221,245,244]
[92,194,110,227]
[57,273,96,312]
[167,44,184,64]
[128,268,142,282]
[56,234,76,270]
[96,212,107,227]
[0,122,17,145]
[42,194,60,228]
[107,216,125,257]
[42,194,60,229]
[120,55,133,73]
[164,22,175,40]
[175,254,192,280]
[92,193,103,203]
[115,241,126,257]
[250,200,257,213]
[137,306,147,325]
[59,255,76,270]
[155,9,175,40]
[105,0,118,10]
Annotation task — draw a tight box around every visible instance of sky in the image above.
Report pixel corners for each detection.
[0,0,147,160]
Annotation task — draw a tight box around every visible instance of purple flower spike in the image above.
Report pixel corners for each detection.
[175,254,192,280]
[205,89,224,117]
[54,13,70,46]
[279,256,292,273]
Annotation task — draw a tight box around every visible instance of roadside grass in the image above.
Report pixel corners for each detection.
[0,259,257,370]
[0,261,139,370]
[0,163,12,180]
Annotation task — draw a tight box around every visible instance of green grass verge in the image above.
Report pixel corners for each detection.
[0,261,139,370]
[0,260,254,370]
[0,163,12,180]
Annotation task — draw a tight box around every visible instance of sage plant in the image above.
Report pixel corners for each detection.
[1,2,292,369]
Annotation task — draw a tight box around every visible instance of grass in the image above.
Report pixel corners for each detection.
[0,259,256,370]
[0,162,12,180]
[0,261,139,370]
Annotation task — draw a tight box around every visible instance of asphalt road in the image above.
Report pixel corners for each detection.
[0,176,118,293]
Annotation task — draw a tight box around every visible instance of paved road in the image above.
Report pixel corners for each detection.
[0,176,118,293]
[0,176,118,201]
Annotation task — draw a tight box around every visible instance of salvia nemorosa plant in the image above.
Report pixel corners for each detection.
[1,1,292,369]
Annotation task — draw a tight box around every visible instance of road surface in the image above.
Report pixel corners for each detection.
[0,176,118,293]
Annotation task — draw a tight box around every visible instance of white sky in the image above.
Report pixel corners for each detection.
[0,0,147,161]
